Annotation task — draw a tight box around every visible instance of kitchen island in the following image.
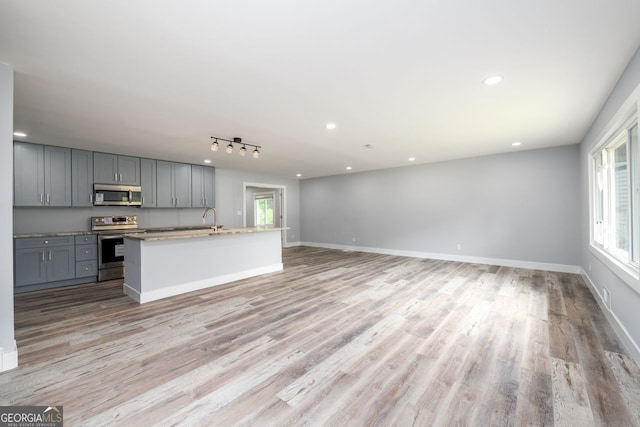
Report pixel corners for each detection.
[123,227,286,303]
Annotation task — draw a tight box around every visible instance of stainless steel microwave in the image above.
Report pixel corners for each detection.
[93,184,142,206]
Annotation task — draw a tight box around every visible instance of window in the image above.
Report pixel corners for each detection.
[254,193,274,226]
[590,114,639,275]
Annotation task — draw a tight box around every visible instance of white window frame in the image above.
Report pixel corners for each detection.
[588,86,640,294]
[254,191,275,227]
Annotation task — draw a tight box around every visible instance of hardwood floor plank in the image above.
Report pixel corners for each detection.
[605,351,640,425]
[551,357,595,426]
[1,247,639,426]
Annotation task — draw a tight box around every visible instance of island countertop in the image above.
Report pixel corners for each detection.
[124,226,288,241]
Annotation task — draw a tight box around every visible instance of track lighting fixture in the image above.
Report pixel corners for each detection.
[209,136,262,159]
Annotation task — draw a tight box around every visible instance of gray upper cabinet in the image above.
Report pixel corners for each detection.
[71,149,94,207]
[44,146,72,206]
[157,161,191,207]
[14,142,71,207]
[14,141,44,206]
[191,165,215,207]
[140,158,157,207]
[118,155,141,185]
[94,152,140,185]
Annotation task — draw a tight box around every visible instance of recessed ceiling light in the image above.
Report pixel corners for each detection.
[326,123,336,130]
[408,157,416,162]
[346,166,352,171]
[204,159,212,164]
[13,132,27,137]
[296,173,302,177]
[482,75,503,86]
[512,141,522,147]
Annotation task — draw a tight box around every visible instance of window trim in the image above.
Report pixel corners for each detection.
[588,84,640,294]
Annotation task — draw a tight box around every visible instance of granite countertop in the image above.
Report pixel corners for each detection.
[125,227,287,241]
[14,230,96,239]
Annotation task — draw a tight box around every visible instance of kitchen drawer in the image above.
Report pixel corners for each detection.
[75,244,97,261]
[76,260,98,278]
[15,236,75,249]
[75,234,97,245]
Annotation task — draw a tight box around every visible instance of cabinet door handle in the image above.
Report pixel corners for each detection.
[141,196,145,205]
[84,250,89,254]
[114,172,118,181]
[176,197,179,206]
[48,251,52,261]
[42,251,45,262]
[40,193,43,204]
[90,194,93,203]
[119,173,123,182]
[46,193,50,204]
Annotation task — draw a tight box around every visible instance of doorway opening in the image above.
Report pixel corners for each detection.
[242,182,286,244]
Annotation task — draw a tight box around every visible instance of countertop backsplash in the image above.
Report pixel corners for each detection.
[13,207,209,235]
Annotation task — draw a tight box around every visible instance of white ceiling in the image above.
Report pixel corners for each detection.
[1,1,639,179]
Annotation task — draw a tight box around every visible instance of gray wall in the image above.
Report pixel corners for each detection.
[14,206,211,234]
[301,144,581,266]
[580,47,640,351]
[0,63,15,365]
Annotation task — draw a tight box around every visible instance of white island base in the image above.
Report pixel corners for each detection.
[123,228,284,303]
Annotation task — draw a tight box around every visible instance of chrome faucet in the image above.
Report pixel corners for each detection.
[202,207,218,231]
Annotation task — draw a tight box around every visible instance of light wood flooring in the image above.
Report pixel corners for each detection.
[1,247,640,426]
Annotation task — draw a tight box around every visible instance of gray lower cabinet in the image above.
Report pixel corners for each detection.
[140,158,157,207]
[94,152,141,185]
[72,149,94,207]
[191,165,215,207]
[14,248,47,286]
[14,235,98,289]
[14,236,75,287]
[157,161,191,207]
[14,142,72,207]
[75,234,97,278]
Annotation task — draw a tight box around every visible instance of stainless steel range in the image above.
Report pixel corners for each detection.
[91,215,143,281]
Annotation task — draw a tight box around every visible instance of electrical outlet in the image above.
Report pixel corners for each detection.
[236,210,242,216]
[456,243,462,250]
[352,237,356,243]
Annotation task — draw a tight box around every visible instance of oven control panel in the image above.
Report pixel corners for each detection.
[91,215,139,231]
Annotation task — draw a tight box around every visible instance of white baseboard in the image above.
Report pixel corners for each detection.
[580,269,640,368]
[0,341,18,372]
[300,242,581,274]
[124,263,283,304]
[284,241,302,248]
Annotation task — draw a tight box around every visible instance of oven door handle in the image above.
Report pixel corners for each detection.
[99,235,124,240]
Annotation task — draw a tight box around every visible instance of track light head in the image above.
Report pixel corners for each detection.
[226,143,233,154]
[253,148,260,159]
[210,138,219,152]
[239,145,247,156]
